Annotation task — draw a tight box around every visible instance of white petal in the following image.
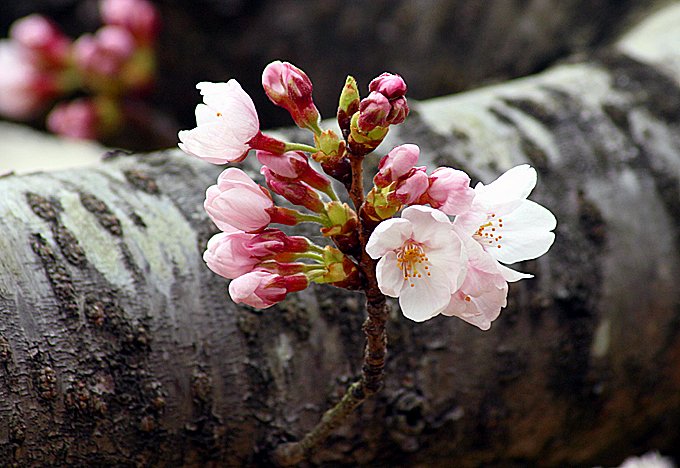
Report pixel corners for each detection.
[453,209,488,238]
[401,205,453,249]
[490,200,556,264]
[178,121,249,164]
[475,164,536,206]
[399,266,452,322]
[366,218,412,259]
[496,264,533,282]
[198,80,259,138]
[195,103,219,125]
[375,252,404,297]
[427,233,466,290]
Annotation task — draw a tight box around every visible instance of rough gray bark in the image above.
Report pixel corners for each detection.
[2,5,680,466]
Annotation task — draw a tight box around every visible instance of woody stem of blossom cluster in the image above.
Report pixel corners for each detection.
[272,151,389,466]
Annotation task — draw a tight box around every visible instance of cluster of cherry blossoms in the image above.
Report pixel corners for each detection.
[0,0,159,140]
[179,61,556,330]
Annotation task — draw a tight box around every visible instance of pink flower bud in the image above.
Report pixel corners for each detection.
[394,168,429,204]
[257,150,307,178]
[204,231,265,279]
[357,91,390,132]
[100,0,160,44]
[204,168,274,232]
[426,167,475,215]
[261,167,325,213]
[203,229,310,280]
[368,72,407,99]
[9,14,71,66]
[262,60,320,130]
[257,150,333,193]
[74,26,136,76]
[386,96,409,125]
[228,270,308,309]
[0,42,59,120]
[375,144,420,187]
[46,99,100,140]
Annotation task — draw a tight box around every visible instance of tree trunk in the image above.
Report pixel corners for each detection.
[3,5,680,466]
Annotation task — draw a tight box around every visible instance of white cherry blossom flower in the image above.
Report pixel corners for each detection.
[443,237,508,330]
[366,205,467,322]
[454,164,556,267]
[178,80,260,164]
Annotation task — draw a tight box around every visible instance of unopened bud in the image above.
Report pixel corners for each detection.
[46,96,122,140]
[368,72,407,99]
[321,201,358,237]
[100,0,160,45]
[357,91,390,133]
[0,42,60,120]
[337,75,360,135]
[313,129,346,163]
[10,15,71,66]
[348,112,388,156]
[262,167,325,213]
[374,144,420,188]
[391,168,429,204]
[386,96,409,125]
[74,26,136,82]
[262,60,321,132]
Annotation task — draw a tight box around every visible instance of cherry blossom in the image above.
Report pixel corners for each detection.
[453,164,556,266]
[178,80,261,164]
[9,14,71,65]
[0,41,58,119]
[229,270,309,309]
[366,205,466,321]
[262,61,320,131]
[373,144,420,188]
[423,167,475,215]
[442,237,508,330]
[46,99,100,139]
[204,168,273,232]
[100,0,160,45]
[203,229,310,280]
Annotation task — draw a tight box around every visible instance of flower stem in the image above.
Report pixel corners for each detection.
[272,148,389,466]
[284,142,319,153]
[296,252,325,262]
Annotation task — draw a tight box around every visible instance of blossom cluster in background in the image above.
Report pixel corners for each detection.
[178,61,556,330]
[0,0,159,140]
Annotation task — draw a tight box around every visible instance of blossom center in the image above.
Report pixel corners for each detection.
[396,240,432,287]
[474,213,504,249]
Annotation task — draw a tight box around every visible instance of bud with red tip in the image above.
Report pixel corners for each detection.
[257,150,334,197]
[0,42,61,120]
[203,228,313,279]
[365,72,409,126]
[337,75,360,136]
[262,61,321,132]
[46,97,121,140]
[74,26,136,85]
[357,91,390,132]
[421,167,475,215]
[229,270,309,309]
[9,14,71,66]
[373,144,420,188]
[100,0,160,45]
[261,166,325,213]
